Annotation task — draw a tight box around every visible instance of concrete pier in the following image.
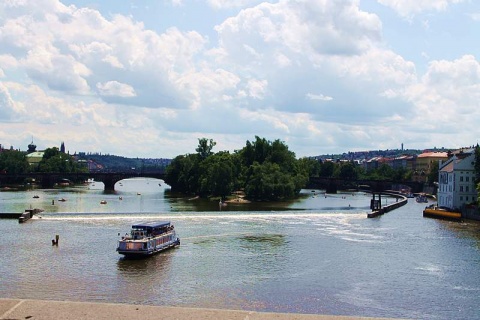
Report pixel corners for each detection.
[0,299,402,320]
[367,192,407,218]
[0,208,42,221]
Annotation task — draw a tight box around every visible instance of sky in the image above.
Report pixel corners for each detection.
[0,0,479,158]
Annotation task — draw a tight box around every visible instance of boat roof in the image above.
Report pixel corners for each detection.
[131,221,171,229]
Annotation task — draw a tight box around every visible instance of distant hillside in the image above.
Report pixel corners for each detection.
[77,153,171,172]
[313,147,451,161]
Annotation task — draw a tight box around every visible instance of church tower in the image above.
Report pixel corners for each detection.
[27,138,36,154]
[60,142,65,153]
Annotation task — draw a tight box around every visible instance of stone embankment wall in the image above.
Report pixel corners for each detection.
[367,192,408,218]
[462,206,480,221]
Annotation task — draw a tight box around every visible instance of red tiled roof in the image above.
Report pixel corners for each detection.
[440,162,454,172]
[417,152,448,158]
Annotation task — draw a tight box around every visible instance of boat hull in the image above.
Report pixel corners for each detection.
[117,238,180,258]
[423,208,461,221]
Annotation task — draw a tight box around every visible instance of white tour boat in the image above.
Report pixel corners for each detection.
[117,221,180,257]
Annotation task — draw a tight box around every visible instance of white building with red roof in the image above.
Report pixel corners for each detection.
[437,150,477,210]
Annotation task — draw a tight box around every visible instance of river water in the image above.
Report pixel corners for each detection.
[1,178,479,319]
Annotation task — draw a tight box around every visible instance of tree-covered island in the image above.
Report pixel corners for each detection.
[164,137,315,201]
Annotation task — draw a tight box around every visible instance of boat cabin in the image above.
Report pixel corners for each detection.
[129,221,173,239]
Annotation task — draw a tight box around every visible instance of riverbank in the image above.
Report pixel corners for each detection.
[0,299,401,320]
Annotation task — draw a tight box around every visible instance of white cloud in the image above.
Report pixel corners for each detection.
[207,0,264,10]
[0,0,478,157]
[306,93,333,101]
[468,12,480,21]
[377,0,464,18]
[246,79,267,99]
[96,81,136,97]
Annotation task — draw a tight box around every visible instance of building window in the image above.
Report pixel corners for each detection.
[460,186,463,192]
[466,176,470,182]
[460,176,464,182]
[460,196,463,201]
[466,186,469,192]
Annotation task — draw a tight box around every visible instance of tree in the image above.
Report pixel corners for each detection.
[0,150,29,175]
[196,138,216,159]
[42,147,60,160]
[298,157,321,177]
[165,136,309,200]
[198,151,236,198]
[240,138,307,200]
[475,144,480,183]
[427,160,439,185]
[320,161,335,177]
[37,147,86,173]
[339,162,357,180]
[164,154,200,194]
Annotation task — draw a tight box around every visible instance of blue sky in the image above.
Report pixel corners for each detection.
[1,0,479,158]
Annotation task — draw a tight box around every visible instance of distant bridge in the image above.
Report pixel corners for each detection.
[0,172,166,191]
[1,172,423,193]
[307,177,424,193]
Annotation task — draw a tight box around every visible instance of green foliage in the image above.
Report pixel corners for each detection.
[166,137,310,200]
[338,162,357,180]
[298,158,321,177]
[42,147,60,160]
[357,163,412,181]
[0,150,29,174]
[164,154,200,194]
[198,151,237,198]
[37,148,86,173]
[427,160,439,185]
[196,138,216,159]
[319,161,335,177]
[475,144,480,183]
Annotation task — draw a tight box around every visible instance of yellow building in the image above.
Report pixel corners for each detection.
[413,152,449,183]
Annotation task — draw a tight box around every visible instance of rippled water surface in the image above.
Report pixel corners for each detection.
[1,178,480,319]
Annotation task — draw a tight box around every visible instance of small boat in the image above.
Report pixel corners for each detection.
[100,200,107,204]
[423,205,461,221]
[117,221,180,258]
[33,195,39,199]
[416,194,428,203]
[58,198,66,202]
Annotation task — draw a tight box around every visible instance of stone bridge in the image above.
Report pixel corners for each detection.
[0,172,166,191]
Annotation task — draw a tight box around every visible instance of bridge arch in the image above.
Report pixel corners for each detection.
[0,172,166,191]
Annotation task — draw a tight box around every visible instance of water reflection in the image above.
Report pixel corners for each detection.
[239,234,287,251]
[117,251,174,275]
[439,219,480,250]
